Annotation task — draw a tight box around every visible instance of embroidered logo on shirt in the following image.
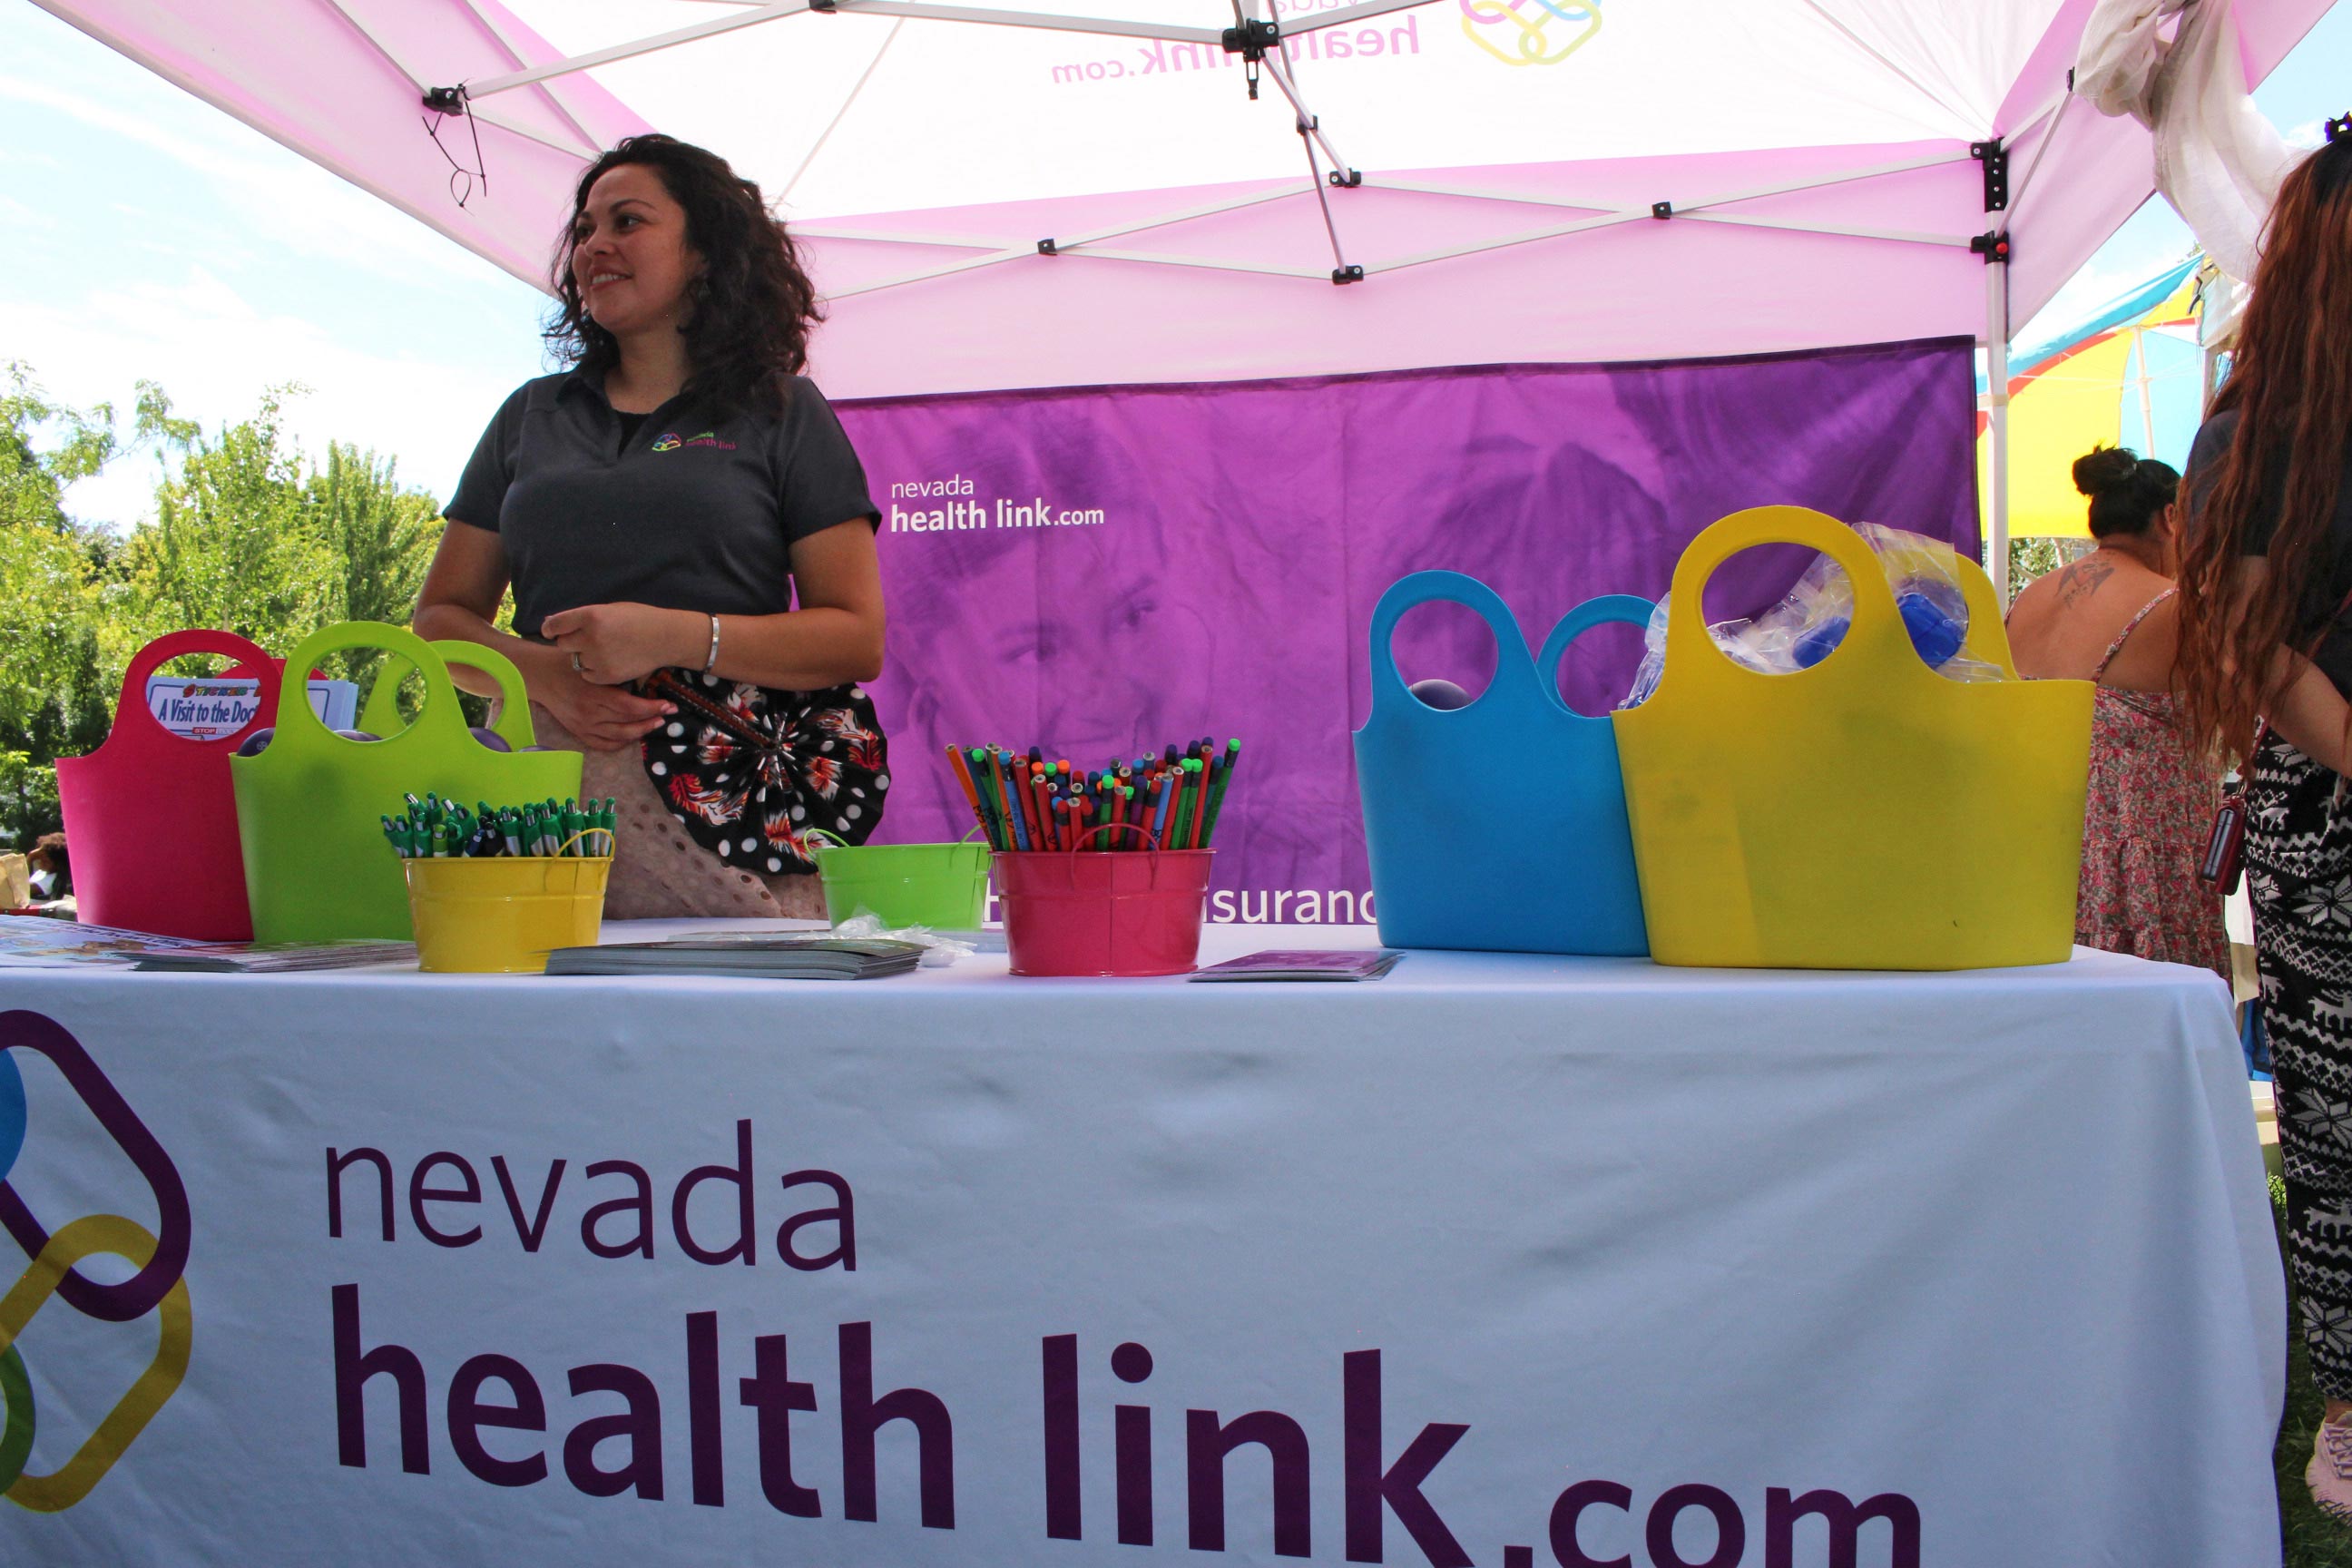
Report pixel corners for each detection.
[651,430,737,453]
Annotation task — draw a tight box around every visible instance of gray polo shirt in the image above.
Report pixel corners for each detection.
[445,370,878,638]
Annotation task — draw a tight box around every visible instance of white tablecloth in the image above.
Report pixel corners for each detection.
[0,925,2282,1566]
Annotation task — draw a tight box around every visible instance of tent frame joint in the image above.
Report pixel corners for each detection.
[1970,231,2014,265]
[1220,17,1282,60]
[423,84,468,115]
[1969,138,2009,211]
[1328,168,1362,189]
[1331,264,1365,285]
[1036,238,1059,255]
[1223,15,1280,98]
[1651,201,1672,220]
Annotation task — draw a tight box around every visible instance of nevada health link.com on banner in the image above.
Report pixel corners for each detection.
[838,342,1978,917]
[0,995,1967,1565]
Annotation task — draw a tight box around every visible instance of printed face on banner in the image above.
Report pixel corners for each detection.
[0,1010,194,1513]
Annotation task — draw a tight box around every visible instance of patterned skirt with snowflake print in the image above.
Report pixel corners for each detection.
[2248,732,2352,1396]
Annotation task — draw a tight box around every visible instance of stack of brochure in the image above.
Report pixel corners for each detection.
[1188,949,1404,982]
[129,941,417,973]
[0,920,414,972]
[544,935,926,980]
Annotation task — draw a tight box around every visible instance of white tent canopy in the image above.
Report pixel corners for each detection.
[39,0,2330,377]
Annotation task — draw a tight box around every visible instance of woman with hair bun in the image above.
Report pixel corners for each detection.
[2004,444,2228,981]
[416,134,886,919]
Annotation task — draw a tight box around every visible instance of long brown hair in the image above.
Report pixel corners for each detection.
[2174,132,2352,760]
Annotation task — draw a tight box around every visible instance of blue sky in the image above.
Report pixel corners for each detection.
[2,2,2347,534]
[1,5,546,529]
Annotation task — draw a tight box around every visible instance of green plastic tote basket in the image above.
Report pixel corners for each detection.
[230,622,583,943]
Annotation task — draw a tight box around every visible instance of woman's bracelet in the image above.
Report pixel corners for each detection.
[702,613,722,674]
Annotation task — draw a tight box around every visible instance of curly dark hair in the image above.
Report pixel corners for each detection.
[545,134,821,416]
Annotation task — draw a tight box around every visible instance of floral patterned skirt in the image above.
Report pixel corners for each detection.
[2074,687,2230,983]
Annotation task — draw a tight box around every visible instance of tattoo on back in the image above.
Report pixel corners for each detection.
[2057,556,2114,607]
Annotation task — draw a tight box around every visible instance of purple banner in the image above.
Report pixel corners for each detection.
[839,338,1979,916]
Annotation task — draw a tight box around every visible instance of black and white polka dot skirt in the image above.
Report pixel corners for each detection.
[638,668,890,877]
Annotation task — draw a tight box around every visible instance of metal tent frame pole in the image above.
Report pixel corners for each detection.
[1986,250,2013,603]
[1971,84,2076,604]
[799,144,1987,298]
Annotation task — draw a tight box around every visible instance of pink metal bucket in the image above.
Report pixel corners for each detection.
[995,826,1212,977]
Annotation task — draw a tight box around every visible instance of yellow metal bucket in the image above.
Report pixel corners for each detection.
[1610,505,2092,970]
[402,854,611,974]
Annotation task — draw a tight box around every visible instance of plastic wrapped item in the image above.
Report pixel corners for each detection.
[1620,522,2004,708]
[831,909,977,967]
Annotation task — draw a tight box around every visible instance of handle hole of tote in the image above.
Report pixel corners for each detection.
[1392,599,1497,709]
[364,662,433,739]
[1700,544,1856,675]
[151,651,242,682]
[141,652,264,738]
[1550,618,1647,717]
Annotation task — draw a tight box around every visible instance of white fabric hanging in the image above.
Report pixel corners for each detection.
[2076,0,2297,282]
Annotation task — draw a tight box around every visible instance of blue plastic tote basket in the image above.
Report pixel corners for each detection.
[1352,572,1651,956]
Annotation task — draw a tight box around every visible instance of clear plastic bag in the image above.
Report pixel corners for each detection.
[830,909,978,967]
[1620,523,2004,709]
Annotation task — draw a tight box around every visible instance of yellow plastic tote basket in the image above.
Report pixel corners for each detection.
[231,622,584,943]
[1610,506,2091,970]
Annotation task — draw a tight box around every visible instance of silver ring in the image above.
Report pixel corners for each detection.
[570,652,583,673]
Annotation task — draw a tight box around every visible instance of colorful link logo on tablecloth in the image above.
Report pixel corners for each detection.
[1460,0,1601,65]
[0,1010,192,1512]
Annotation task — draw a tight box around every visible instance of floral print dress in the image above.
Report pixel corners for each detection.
[2073,588,2231,983]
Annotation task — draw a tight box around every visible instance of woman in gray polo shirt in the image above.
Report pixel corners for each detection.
[416,134,885,919]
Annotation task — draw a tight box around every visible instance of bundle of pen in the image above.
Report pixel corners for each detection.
[382,792,617,859]
[946,738,1241,852]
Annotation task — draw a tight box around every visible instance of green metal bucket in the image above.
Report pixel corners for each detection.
[812,832,989,929]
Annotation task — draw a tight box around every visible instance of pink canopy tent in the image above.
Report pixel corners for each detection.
[30,0,2337,583]
[33,0,2337,901]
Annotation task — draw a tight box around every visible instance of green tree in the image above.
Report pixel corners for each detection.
[124,384,339,647]
[0,367,118,844]
[0,373,451,848]
[0,361,113,532]
[302,442,444,689]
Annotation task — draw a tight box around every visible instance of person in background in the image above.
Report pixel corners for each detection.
[416,134,886,919]
[2168,120,2352,1523]
[2005,446,2228,982]
[25,832,68,902]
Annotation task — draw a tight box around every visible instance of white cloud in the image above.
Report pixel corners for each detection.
[0,194,57,230]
